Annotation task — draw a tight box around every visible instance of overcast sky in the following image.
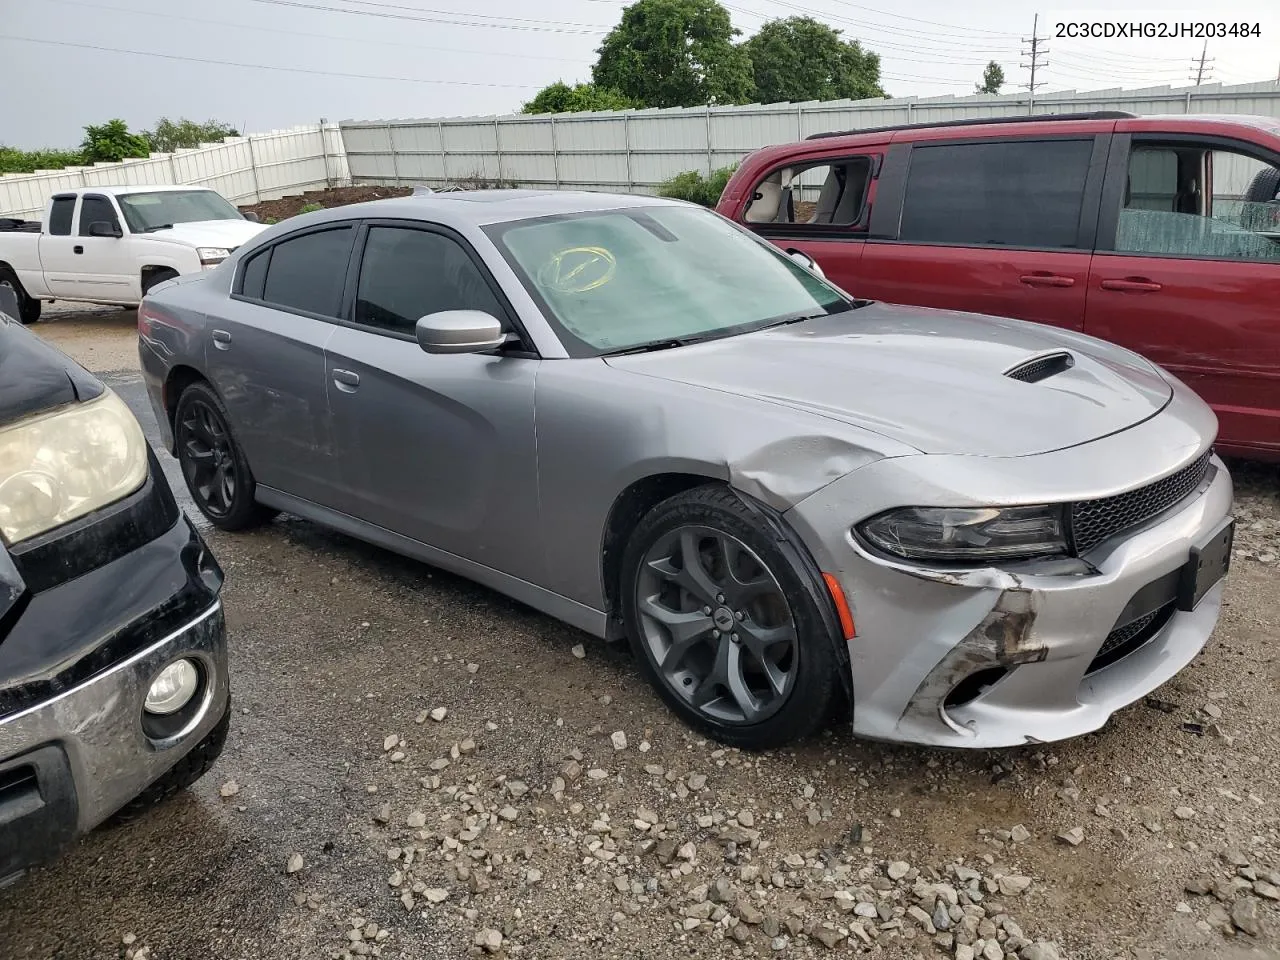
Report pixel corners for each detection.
[1,0,1277,147]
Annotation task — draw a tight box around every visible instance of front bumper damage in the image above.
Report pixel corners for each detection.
[786,380,1233,748]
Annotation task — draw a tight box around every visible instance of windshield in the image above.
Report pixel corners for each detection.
[117,190,243,232]
[486,206,851,356]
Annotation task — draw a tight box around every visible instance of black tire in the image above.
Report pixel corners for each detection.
[141,268,179,298]
[621,484,840,749]
[1243,166,1280,204]
[174,380,277,531]
[0,268,41,324]
[113,707,230,821]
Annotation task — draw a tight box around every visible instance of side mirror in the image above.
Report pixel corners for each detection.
[787,249,825,278]
[415,310,507,355]
[88,220,122,238]
[243,211,261,223]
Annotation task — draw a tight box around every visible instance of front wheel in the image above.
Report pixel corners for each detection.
[174,381,277,531]
[621,485,840,749]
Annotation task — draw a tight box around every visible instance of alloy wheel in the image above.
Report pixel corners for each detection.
[178,399,238,518]
[635,525,798,725]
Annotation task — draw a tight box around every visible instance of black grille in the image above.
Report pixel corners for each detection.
[1087,602,1175,673]
[1005,351,1074,383]
[1070,453,1211,555]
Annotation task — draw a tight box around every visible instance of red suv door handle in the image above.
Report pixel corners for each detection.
[1019,273,1076,288]
[1100,277,1163,293]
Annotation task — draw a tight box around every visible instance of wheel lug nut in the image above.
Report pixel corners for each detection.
[716,594,725,603]
[735,611,744,620]
[702,606,712,615]
[730,633,739,643]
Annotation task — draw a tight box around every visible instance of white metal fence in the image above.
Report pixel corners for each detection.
[0,124,349,221]
[341,81,1280,194]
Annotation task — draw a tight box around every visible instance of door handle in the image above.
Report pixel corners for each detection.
[1100,278,1163,293]
[1019,273,1075,288]
[211,329,232,350]
[73,245,83,255]
[332,368,360,392]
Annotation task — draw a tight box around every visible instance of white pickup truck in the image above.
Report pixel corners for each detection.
[0,185,267,323]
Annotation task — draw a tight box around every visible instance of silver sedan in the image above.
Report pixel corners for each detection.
[138,191,1233,749]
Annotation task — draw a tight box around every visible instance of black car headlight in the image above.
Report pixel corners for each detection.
[0,390,148,545]
[857,505,1068,563]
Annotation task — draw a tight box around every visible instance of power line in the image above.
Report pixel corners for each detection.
[1190,40,1214,85]
[318,0,608,29]
[1020,13,1049,112]
[243,0,608,34]
[42,0,596,64]
[0,35,544,87]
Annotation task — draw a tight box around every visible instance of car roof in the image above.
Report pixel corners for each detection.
[292,189,687,228]
[55,185,222,197]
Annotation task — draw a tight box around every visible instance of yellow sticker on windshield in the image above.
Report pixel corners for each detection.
[538,245,617,294]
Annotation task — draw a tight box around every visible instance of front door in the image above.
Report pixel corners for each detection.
[736,152,882,295]
[205,224,355,505]
[1087,133,1280,458]
[69,194,135,301]
[323,222,542,578]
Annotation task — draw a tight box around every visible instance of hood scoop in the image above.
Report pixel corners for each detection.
[1004,351,1075,384]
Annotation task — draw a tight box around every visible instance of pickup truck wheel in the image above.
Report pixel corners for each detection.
[174,381,277,531]
[141,268,179,298]
[0,270,40,324]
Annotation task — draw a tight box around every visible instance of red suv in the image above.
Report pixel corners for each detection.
[718,112,1280,461]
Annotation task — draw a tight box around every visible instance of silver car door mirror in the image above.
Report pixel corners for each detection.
[415,310,507,355]
[787,249,825,278]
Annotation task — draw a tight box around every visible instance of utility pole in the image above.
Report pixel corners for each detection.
[1021,14,1049,114]
[1190,40,1214,85]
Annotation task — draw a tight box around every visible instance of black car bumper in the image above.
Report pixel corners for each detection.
[0,503,228,884]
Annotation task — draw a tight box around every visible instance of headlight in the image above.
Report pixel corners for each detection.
[858,505,1067,563]
[0,390,148,544]
[197,247,231,266]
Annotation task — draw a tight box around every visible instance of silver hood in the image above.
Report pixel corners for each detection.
[606,303,1173,458]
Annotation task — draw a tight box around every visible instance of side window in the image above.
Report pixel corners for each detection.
[1115,143,1280,262]
[899,139,1094,249]
[47,196,75,236]
[78,195,120,236]
[239,247,270,300]
[354,226,505,334]
[744,158,872,227]
[260,227,354,317]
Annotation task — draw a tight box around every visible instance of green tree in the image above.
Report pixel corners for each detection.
[144,117,240,152]
[0,146,84,174]
[975,61,1006,94]
[593,0,754,108]
[657,164,738,207]
[522,82,634,114]
[80,119,151,164]
[744,17,885,103]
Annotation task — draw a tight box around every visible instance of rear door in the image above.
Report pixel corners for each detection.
[858,135,1109,331]
[732,148,884,294]
[322,220,542,578]
[1087,130,1280,457]
[209,223,354,505]
[33,195,82,299]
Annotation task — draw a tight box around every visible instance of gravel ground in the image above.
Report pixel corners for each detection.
[1,309,1278,960]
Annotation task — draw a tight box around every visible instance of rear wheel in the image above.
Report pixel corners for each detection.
[621,485,839,749]
[174,381,277,531]
[0,268,41,324]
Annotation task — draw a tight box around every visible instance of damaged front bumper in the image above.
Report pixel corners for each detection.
[786,390,1233,748]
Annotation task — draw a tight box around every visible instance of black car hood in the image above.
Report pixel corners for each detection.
[0,313,104,426]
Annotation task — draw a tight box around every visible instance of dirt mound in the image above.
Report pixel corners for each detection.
[239,186,412,223]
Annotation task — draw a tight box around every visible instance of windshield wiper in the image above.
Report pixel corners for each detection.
[142,224,174,233]
[605,332,726,356]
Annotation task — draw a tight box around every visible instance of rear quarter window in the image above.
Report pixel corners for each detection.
[47,196,76,236]
[899,139,1094,249]
[258,227,354,317]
